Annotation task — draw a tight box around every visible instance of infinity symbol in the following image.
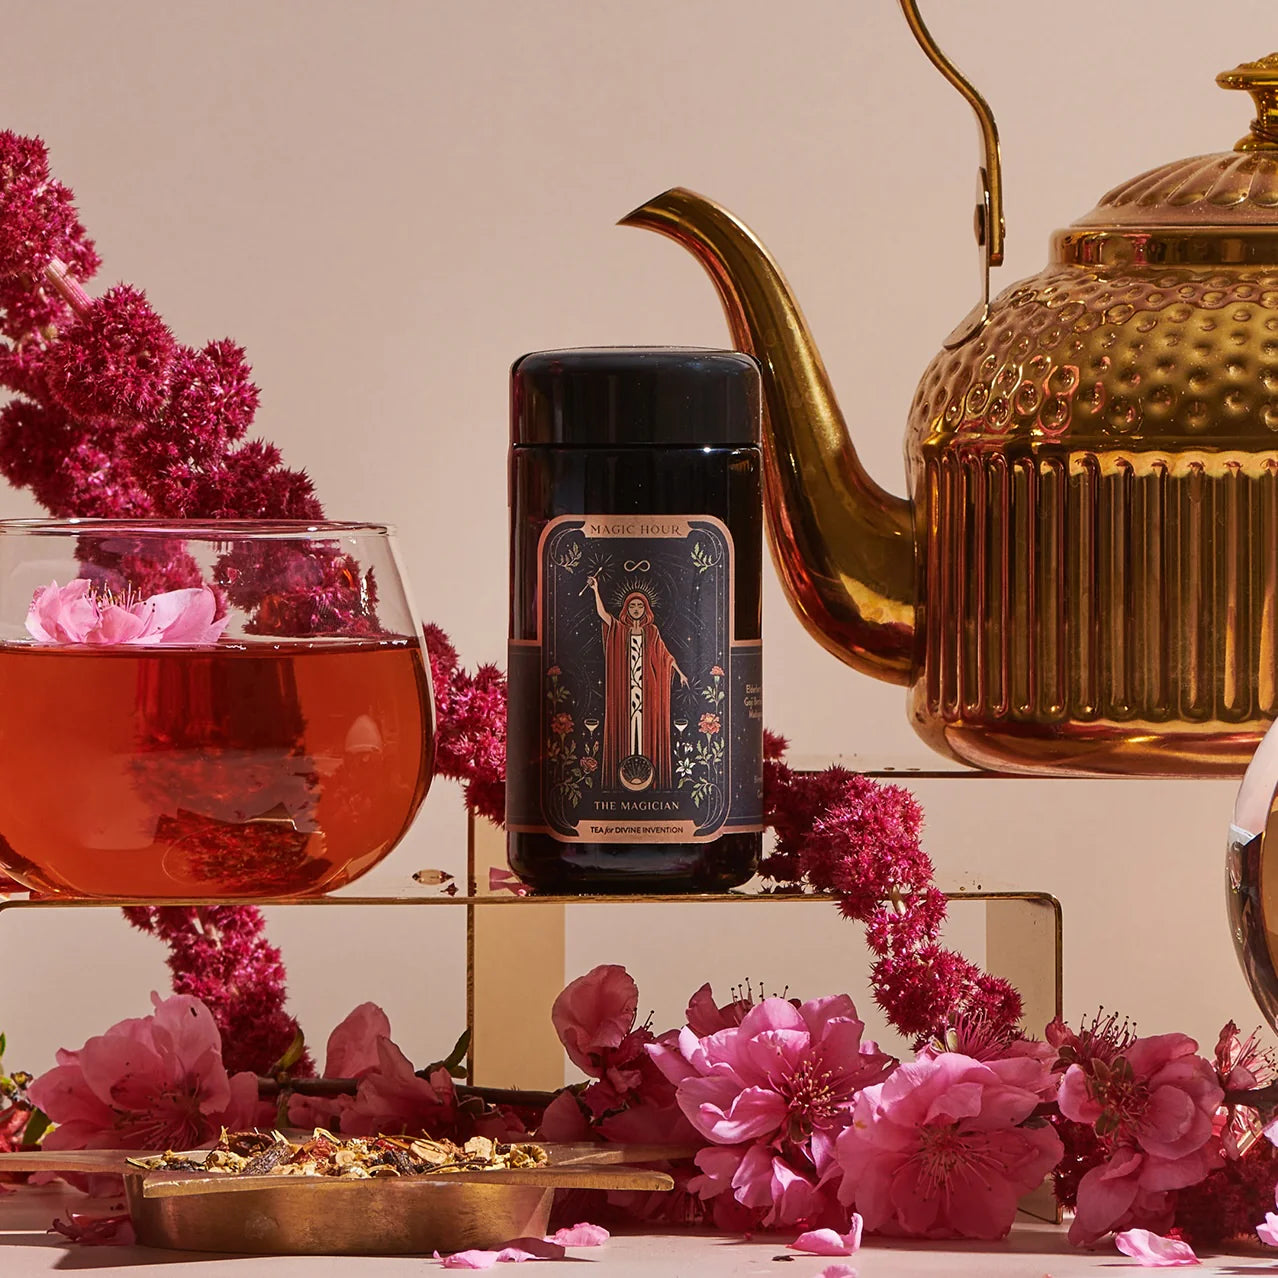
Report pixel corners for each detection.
[624,560,651,572]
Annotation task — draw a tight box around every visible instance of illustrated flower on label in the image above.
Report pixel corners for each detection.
[26,578,228,646]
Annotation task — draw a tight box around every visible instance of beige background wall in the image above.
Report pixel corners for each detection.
[0,0,1272,1076]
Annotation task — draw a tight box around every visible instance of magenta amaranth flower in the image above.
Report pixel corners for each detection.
[123,906,309,1077]
[649,995,894,1229]
[27,993,271,1151]
[43,284,176,424]
[1058,1032,1224,1245]
[0,132,99,283]
[835,1051,1062,1240]
[26,578,228,645]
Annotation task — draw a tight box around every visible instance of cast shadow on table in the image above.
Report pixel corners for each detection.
[2,1235,228,1268]
[5,1236,600,1269]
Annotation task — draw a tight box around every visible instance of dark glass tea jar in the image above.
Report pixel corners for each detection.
[507,348,763,894]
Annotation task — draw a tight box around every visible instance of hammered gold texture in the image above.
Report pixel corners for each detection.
[903,263,1278,773]
[909,266,1278,445]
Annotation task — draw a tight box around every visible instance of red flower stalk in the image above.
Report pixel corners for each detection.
[0,134,317,524]
[43,284,177,424]
[122,906,312,1077]
[424,624,508,825]
[762,737,1022,1042]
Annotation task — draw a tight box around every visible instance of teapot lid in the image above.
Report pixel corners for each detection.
[1057,54,1278,264]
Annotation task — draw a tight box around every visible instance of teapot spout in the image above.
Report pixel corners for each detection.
[621,188,917,684]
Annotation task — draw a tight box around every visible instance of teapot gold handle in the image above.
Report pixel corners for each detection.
[898,0,1003,348]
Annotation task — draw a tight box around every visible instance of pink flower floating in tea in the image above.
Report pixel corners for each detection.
[25,578,228,645]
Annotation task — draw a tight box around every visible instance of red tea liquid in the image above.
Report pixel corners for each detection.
[0,639,433,899]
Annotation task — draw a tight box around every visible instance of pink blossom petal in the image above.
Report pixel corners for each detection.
[547,1223,609,1246]
[816,1268,857,1278]
[322,1002,392,1078]
[551,965,638,1077]
[145,587,228,644]
[440,1238,567,1268]
[1114,1229,1200,1266]
[788,1218,863,1255]
[91,602,159,644]
[1258,1212,1278,1246]
[50,1212,136,1246]
[536,1090,591,1143]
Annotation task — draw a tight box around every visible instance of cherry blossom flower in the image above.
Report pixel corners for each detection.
[27,993,271,1151]
[287,1003,390,1129]
[337,1038,460,1138]
[650,994,894,1229]
[835,1051,1062,1240]
[1057,1033,1224,1246]
[26,578,227,646]
[552,965,641,1081]
[684,982,753,1037]
[549,966,693,1146]
[1114,1228,1200,1266]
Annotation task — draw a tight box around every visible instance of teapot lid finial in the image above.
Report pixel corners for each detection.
[1217,54,1278,152]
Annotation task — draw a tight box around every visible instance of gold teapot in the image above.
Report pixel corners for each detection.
[624,3,1278,778]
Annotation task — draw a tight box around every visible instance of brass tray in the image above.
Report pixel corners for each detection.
[0,1143,681,1255]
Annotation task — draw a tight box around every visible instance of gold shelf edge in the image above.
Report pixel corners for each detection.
[0,889,1062,910]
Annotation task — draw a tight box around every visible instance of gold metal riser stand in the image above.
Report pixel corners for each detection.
[0,767,1066,1223]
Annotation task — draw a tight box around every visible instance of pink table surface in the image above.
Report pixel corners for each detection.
[2,1185,1275,1275]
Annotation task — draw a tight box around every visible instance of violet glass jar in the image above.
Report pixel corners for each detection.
[506,348,763,893]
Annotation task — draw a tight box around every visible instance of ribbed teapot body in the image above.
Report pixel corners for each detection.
[909,257,1278,775]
